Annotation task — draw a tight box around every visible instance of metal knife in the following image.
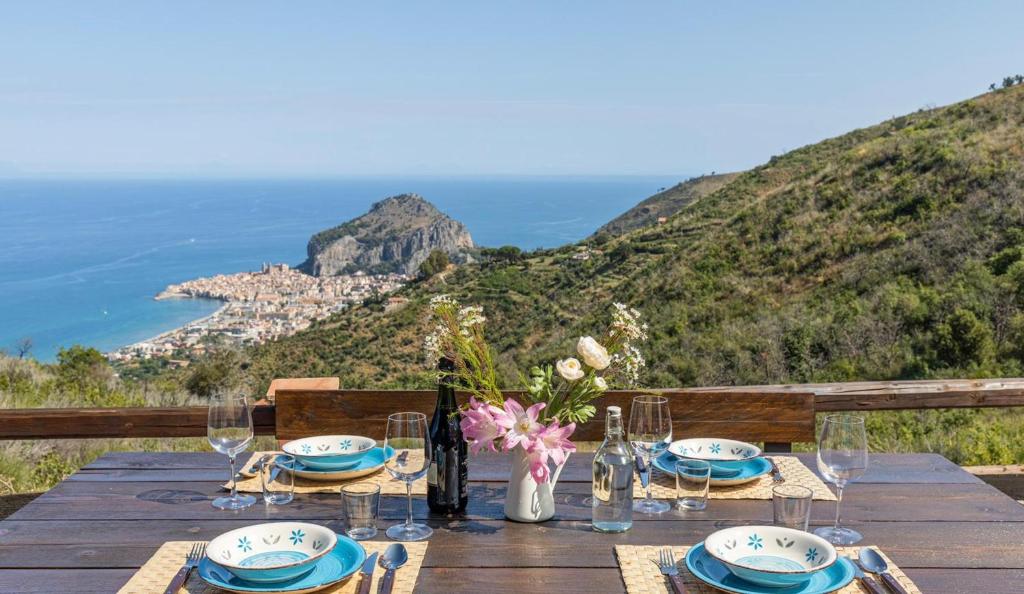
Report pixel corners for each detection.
[635,454,650,489]
[848,557,886,594]
[357,551,379,594]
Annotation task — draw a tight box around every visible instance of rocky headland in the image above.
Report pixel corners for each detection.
[298,193,475,276]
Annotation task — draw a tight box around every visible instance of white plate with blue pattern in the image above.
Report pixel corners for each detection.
[206,522,337,583]
[668,438,762,462]
[282,435,377,470]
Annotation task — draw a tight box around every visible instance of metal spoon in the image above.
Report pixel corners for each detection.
[377,543,408,594]
[859,548,909,594]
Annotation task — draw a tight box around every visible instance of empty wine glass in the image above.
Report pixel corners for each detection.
[207,392,256,510]
[814,414,868,544]
[629,394,672,514]
[384,412,433,541]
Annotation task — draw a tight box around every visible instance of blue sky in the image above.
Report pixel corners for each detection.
[1,1,1022,177]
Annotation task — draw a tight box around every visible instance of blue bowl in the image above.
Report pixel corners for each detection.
[282,435,376,470]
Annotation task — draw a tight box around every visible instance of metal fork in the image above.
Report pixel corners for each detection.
[163,542,206,594]
[653,547,688,594]
[768,457,785,483]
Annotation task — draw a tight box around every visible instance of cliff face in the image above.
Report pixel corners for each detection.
[298,194,475,276]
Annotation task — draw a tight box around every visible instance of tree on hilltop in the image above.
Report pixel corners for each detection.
[419,249,450,279]
[16,337,32,360]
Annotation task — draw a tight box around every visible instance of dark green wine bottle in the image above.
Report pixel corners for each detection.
[427,357,468,513]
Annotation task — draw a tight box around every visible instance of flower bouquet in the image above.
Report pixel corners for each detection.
[424,296,647,521]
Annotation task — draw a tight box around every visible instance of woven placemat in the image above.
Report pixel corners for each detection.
[118,540,428,594]
[635,456,837,501]
[615,545,920,594]
[227,451,427,496]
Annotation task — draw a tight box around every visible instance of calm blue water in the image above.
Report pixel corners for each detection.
[0,177,679,361]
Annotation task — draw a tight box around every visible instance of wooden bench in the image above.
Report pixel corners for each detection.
[274,389,816,451]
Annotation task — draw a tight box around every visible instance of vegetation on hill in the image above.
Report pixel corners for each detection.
[594,172,740,237]
[232,84,1024,465]
[245,85,1024,387]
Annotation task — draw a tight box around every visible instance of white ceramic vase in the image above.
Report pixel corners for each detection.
[504,446,569,522]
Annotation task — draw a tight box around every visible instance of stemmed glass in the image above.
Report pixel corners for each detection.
[629,394,672,514]
[207,393,256,510]
[814,414,868,544]
[384,412,433,541]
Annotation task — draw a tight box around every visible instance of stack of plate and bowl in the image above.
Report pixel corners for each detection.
[280,435,394,481]
[685,526,855,593]
[653,438,771,486]
[198,522,366,593]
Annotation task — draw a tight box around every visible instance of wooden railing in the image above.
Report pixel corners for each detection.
[693,378,1024,411]
[0,378,1022,441]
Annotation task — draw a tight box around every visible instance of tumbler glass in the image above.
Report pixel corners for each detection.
[675,459,711,511]
[342,482,381,540]
[773,484,813,531]
[261,454,295,505]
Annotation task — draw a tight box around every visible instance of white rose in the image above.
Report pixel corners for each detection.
[594,376,608,391]
[556,357,585,381]
[576,336,611,370]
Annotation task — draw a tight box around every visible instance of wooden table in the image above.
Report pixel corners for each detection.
[0,452,1021,593]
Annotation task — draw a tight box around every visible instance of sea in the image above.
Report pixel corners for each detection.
[0,176,680,361]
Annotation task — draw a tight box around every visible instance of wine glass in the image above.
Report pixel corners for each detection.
[384,412,433,541]
[814,414,868,544]
[629,394,672,514]
[207,392,256,510]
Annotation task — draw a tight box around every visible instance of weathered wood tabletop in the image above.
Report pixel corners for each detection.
[0,452,1021,593]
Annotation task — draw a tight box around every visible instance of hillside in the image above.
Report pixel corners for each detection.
[242,86,1024,399]
[595,172,740,236]
[298,194,475,276]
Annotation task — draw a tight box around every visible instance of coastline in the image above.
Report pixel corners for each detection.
[119,298,228,351]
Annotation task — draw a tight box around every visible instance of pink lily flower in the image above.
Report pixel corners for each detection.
[494,399,545,451]
[460,397,507,453]
[528,448,551,483]
[525,420,576,483]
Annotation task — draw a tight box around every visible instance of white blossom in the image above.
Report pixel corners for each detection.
[611,302,648,342]
[555,357,585,381]
[576,336,611,370]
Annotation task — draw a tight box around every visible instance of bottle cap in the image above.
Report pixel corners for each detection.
[607,405,621,415]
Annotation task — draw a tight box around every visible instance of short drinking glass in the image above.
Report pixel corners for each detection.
[342,482,381,540]
[629,394,672,514]
[675,459,710,511]
[207,393,256,510]
[773,484,812,531]
[261,454,295,505]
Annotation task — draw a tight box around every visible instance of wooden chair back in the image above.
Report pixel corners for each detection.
[274,389,815,450]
